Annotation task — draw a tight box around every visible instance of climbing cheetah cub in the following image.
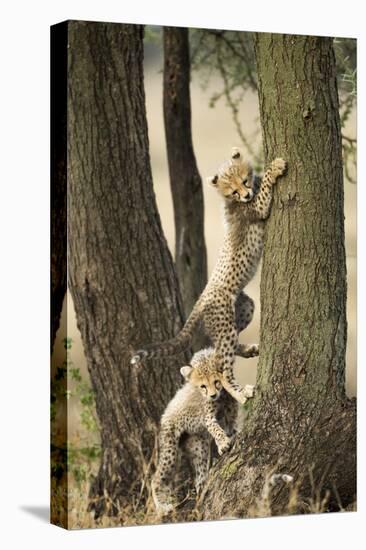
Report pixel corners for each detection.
[151,348,255,515]
[132,149,287,404]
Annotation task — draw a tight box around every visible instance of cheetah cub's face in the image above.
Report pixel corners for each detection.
[180,365,223,401]
[208,147,254,204]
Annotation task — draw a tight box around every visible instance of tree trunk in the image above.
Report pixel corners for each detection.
[67,21,187,519]
[198,34,356,520]
[51,22,67,353]
[163,27,207,317]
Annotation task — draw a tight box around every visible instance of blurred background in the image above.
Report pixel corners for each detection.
[52,30,356,445]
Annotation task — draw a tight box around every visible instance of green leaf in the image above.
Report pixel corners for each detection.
[63,337,73,349]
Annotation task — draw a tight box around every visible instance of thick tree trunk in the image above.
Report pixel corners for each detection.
[67,21,187,519]
[198,35,356,520]
[51,23,67,353]
[163,27,207,317]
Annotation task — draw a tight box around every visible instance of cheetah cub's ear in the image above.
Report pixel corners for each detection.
[207,174,219,187]
[180,366,193,380]
[231,147,242,165]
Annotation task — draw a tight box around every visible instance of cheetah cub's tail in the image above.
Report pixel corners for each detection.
[130,301,202,365]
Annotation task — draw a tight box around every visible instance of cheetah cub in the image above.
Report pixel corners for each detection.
[132,149,287,404]
[152,347,254,515]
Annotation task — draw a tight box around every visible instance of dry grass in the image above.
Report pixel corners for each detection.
[51,450,356,530]
[52,475,200,530]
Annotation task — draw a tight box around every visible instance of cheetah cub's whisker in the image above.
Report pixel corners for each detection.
[132,148,287,405]
[151,348,255,515]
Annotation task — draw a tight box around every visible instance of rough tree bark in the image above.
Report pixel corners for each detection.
[163,27,207,317]
[198,35,356,519]
[51,23,67,353]
[67,21,187,519]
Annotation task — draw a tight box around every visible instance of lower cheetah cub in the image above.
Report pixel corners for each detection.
[152,348,254,515]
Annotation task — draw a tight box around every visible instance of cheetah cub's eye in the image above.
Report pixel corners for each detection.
[200,384,207,391]
[242,178,250,188]
[214,380,221,389]
[232,191,240,200]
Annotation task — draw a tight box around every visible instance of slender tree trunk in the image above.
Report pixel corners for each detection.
[198,35,356,520]
[67,21,187,519]
[163,27,207,317]
[51,23,67,353]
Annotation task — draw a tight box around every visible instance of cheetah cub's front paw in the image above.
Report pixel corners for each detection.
[237,384,255,404]
[243,384,255,398]
[271,158,287,179]
[217,436,232,456]
[236,385,255,405]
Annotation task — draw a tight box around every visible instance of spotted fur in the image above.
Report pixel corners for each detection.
[132,149,287,404]
[151,348,254,514]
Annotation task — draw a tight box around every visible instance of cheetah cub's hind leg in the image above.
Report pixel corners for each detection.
[151,424,178,515]
[182,434,210,496]
[235,291,255,333]
[234,291,259,358]
[204,299,253,405]
[151,480,175,516]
